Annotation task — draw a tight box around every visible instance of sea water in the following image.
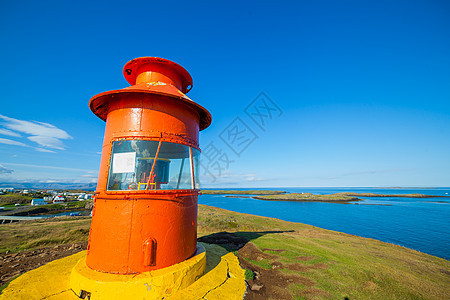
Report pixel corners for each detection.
[198,187,450,260]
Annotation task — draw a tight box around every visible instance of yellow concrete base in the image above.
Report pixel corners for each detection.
[71,245,206,299]
[0,243,246,300]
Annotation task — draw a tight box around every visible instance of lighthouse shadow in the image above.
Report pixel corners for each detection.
[197,230,294,272]
[198,231,293,252]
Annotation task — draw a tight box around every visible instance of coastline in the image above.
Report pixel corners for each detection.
[199,188,450,260]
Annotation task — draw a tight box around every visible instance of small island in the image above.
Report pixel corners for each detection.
[253,193,361,202]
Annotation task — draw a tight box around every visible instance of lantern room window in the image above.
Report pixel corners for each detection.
[107,140,199,191]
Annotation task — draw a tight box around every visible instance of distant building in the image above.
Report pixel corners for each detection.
[53,195,65,203]
[31,199,46,206]
[77,194,94,200]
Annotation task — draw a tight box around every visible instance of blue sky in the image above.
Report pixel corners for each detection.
[0,0,449,188]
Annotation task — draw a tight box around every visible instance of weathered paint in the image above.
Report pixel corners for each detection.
[71,246,206,299]
[86,57,211,274]
[0,244,246,300]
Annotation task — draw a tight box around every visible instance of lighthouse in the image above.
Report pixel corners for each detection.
[71,57,211,298]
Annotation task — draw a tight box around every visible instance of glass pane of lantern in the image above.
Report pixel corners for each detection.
[192,148,200,189]
[158,142,191,190]
[107,140,159,190]
[106,140,198,191]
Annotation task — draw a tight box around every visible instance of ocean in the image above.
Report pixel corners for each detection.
[198,187,450,260]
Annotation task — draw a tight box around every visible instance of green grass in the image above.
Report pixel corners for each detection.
[2,204,26,208]
[198,205,450,299]
[244,269,255,280]
[0,193,33,206]
[0,217,91,253]
[245,257,273,270]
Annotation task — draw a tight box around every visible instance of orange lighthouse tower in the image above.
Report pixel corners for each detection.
[85,57,211,274]
[70,57,212,298]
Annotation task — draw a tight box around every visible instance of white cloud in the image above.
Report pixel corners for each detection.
[199,170,268,187]
[28,136,65,150]
[79,174,98,183]
[35,148,56,153]
[0,138,57,153]
[0,162,96,173]
[80,174,98,178]
[0,114,72,150]
[0,164,14,174]
[0,137,31,147]
[0,128,21,137]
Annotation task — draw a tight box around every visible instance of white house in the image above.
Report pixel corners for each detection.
[77,194,94,200]
[31,199,46,206]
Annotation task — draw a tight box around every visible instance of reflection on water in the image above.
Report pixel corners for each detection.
[199,187,450,260]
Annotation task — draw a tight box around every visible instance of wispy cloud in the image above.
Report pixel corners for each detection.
[0,162,96,173]
[0,128,21,137]
[0,177,98,186]
[0,137,57,153]
[79,174,98,183]
[35,148,56,153]
[79,174,98,178]
[0,137,31,147]
[0,164,14,174]
[200,170,270,187]
[0,114,72,151]
[28,136,65,150]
